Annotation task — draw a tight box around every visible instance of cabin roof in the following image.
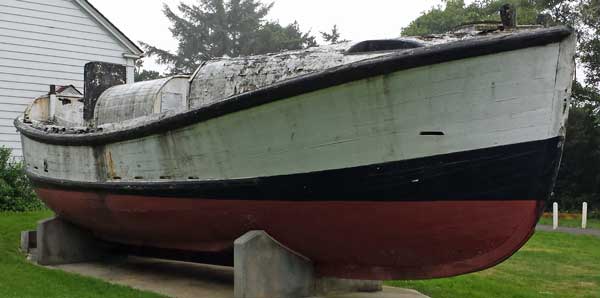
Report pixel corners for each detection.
[56,85,83,96]
[72,0,144,57]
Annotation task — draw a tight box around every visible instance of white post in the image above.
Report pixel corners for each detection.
[582,202,588,229]
[553,202,559,230]
[49,93,57,121]
[48,84,57,121]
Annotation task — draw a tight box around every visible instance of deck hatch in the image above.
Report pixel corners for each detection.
[346,39,424,54]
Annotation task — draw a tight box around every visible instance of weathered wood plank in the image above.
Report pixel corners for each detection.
[0,102,29,113]
[0,74,82,89]
[0,65,82,81]
[0,131,21,141]
[0,35,124,59]
[0,89,47,99]
[0,4,105,30]
[0,27,125,52]
[0,19,116,44]
[0,48,125,67]
[0,57,85,74]
[4,0,84,14]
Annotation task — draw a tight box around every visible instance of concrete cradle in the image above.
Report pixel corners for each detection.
[22,220,384,298]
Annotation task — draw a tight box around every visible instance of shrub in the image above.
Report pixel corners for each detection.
[589,209,600,220]
[0,147,45,212]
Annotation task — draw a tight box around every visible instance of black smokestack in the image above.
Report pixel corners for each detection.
[83,62,127,121]
[500,3,517,29]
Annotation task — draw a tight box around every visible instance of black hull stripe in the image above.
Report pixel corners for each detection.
[16,27,572,146]
[29,137,564,202]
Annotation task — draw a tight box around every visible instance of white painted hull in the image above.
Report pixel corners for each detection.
[22,37,575,183]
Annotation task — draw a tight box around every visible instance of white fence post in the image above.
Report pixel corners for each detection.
[553,202,559,230]
[582,202,588,229]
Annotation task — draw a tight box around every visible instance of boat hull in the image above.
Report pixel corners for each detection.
[29,136,561,280]
[36,188,543,280]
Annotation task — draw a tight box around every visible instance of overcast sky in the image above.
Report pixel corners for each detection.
[88,0,448,72]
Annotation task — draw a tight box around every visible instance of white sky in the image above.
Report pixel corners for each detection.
[88,0,446,73]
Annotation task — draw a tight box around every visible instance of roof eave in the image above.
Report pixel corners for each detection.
[73,0,144,56]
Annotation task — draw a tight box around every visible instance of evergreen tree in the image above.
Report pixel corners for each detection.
[142,0,317,74]
[401,0,542,36]
[253,21,318,54]
[554,82,600,210]
[541,0,600,88]
[320,25,347,44]
[134,60,162,82]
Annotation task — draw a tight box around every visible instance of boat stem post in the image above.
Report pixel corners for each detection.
[20,230,37,255]
[33,217,108,266]
[234,230,382,298]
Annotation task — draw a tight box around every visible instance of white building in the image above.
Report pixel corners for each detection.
[0,0,143,156]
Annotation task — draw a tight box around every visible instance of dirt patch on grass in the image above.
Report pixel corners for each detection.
[542,212,580,220]
[519,247,560,254]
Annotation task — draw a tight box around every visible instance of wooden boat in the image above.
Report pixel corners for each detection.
[16,26,576,280]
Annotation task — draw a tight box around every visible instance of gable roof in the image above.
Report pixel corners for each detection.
[73,0,144,57]
[56,85,83,96]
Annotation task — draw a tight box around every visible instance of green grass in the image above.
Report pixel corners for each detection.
[388,232,600,298]
[0,211,163,298]
[538,216,600,230]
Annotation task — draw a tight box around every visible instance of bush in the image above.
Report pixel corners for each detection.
[589,209,600,220]
[0,147,45,212]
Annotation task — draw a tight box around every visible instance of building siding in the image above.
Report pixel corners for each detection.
[0,0,137,156]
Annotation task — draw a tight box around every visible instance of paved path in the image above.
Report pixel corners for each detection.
[323,289,429,298]
[536,225,600,237]
[51,256,428,298]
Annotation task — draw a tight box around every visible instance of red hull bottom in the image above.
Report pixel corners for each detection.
[36,188,542,280]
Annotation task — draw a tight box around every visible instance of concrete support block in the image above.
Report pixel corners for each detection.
[20,230,37,254]
[235,230,314,298]
[36,217,106,266]
[234,230,382,298]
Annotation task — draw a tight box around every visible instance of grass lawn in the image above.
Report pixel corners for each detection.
[0,211,163,298]
[538,213,600,229]
[388,232,600,298]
